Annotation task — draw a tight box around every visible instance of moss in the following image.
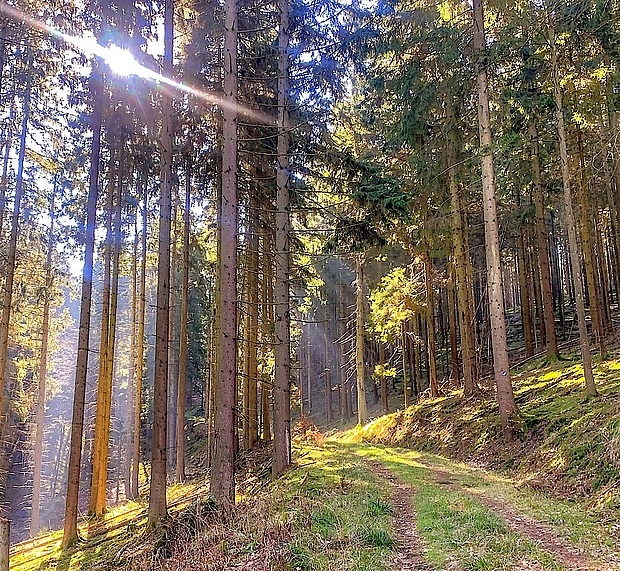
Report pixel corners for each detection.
[345,349,620,519]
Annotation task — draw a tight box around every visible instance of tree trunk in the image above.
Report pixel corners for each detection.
[31,187,56,537]
[247,202,259,448]
[0,104,14,236]
[424,254,439,398]
[401,322,409,408]
[131,169,148,499]
[324,332,332,423]
[516,215,534,357]
[148,0,174,525]
[354,255,368,424]
[176,155,191,483]
[445,94,478,395]
[0,53,31,419]
[549,21,597,396]
[211,0,238,503]
[575,126,606,358]
[529,119,559,359]
[168,199,179,474]
[125,213,137,500]
[447,262,460,383]
[90,131,124,517]
[473,0,518,436]
[62,62,103,548]
[379,343,388,413]
[273,0,292,475]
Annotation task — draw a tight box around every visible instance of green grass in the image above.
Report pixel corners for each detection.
[346,349,620,517]
[347,444,567,570]
[14,444,395,571]
[271,444,395,570]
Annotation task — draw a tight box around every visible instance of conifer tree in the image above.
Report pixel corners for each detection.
[211,0,238,504]
[149,0,174,525]
[472,0,518,436]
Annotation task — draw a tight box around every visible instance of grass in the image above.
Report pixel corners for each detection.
[266,443,395,570]
[12,444,395,571]
[347,444,566,570]
[345,349,620,517]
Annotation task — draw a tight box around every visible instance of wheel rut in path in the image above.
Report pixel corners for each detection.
[415,458,599,571]
[366,460,432,571]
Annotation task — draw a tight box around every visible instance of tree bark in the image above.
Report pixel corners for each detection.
[0,53,31,420]
[575,126,606,357]
[379,342,388,413]
[473,0,518,436]
[211,0,238,502]
[90,132,123,517]
[401,322,409,408]
[354,255,368,424]
[424,253,439,398]
[515,208,534,357]
[148,0,174,525]
[445,94,478,395]
[131,169,148,499]
[176,155,191,483]
[246,201,259,448]
[324,331,332,423]
[447,262,460,383]
[529,119,559,359]
[31,187,56,537]
[125,212,137,500]
[273,0,292,476]
[62,62,103,548]
[549,21,597,396]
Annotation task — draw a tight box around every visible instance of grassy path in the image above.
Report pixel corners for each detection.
[349,442,619,571]
[366,459,432,570]
[9,441,620,571]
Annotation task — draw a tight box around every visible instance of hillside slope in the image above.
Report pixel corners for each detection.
[344,351,620,516]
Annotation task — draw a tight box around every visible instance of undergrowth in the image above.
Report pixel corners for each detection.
[13,444,394,571]
[344,349,620,517]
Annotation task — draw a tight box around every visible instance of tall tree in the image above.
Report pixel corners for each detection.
[528,118,559,360]
[148,0,174,525]
[210,0,238,503]
[131,167,148,499]
[548,14,597,396]
[31,186,56,537]
[63,61,103,548]
[273,0,292,476]
[0,50,31,419]
[89,133,120,518]
[176,155,191,483]
[472,0,518,436]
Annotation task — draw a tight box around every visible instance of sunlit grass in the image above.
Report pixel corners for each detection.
[10,477,206,571]
[13,445,396,571]
[343,350,620,521]
[344,443,564,570]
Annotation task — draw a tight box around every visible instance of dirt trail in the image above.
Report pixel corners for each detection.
[366,460,433,571]
[415,458,598,571]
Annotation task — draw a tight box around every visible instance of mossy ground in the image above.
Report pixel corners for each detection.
[11,444,394,571]
[344,349,620,518]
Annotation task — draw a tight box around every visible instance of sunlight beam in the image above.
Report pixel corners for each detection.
[0,2,275,126]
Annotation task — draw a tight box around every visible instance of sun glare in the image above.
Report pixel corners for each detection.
[105,45,148,78]
[0,2,275,126]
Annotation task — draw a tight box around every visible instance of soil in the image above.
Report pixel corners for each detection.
[366,460,434,571]
[414,458,599,571]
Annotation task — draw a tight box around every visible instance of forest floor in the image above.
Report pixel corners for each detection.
[13,442,620,570]
[12,350,620,570]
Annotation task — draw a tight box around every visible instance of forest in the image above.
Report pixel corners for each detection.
[0,0,618,569]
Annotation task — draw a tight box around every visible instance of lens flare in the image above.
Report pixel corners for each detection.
[0,2,275,125]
